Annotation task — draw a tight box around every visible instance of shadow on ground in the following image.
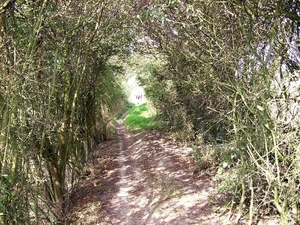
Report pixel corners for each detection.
[64,119,278,225]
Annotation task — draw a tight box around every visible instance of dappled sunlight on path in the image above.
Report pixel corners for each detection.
[94,118,233,225]
[67,117,239,225]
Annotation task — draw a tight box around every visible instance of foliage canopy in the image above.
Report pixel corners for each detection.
[0,0,299,224]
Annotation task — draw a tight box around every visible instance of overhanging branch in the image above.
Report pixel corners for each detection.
[0,0,14,15]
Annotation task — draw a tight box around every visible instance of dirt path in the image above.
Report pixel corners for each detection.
[67,117,235,225]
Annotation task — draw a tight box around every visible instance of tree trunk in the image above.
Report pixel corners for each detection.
[0,0,5,174]
[0,0,6,41]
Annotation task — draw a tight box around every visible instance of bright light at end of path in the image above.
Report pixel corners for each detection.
[127,75,147,105]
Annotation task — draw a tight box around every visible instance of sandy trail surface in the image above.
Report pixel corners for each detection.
[67,117,243,225]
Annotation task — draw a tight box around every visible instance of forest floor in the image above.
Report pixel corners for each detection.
[65,117,279,225]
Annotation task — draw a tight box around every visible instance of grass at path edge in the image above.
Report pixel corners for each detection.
[124,103,157,131]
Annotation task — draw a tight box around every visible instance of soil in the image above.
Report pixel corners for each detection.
[65,117,280,225]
